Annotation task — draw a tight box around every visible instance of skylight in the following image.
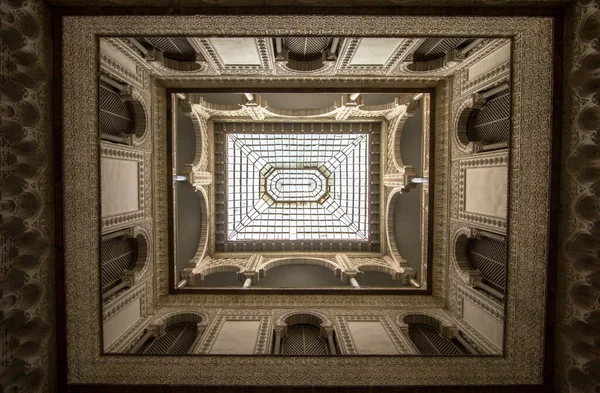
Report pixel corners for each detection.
[226,133,369,241]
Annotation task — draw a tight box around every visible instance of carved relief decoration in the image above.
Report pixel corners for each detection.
[457,151,509,231]
[61,13,553,388]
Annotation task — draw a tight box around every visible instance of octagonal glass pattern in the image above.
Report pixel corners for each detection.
[265,168,328,202]
[226,133,370,241]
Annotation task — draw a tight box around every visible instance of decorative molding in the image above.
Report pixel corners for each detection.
[102,279,147,321]
[62,13,553,387]
[100,143,146,230]
[453,278,504,322]
[460,61,511,97]
[457,151,509,231]
[336,37,421,75]
[100,38,146,89]
[192,37,274,75]
[196,314,272,355]
[335,314,414,354]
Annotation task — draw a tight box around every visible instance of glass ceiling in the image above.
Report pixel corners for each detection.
[227,133,369,241]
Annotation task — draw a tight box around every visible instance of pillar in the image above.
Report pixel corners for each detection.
[324,326,337,355]
[273,326,285,355]
[128,330,155,354]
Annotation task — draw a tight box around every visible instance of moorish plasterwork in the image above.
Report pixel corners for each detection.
[60,12,554,389]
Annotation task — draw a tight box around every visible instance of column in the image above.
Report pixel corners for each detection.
[128,330,155,354]
[472,227,506,243]
[189,323,208,354]
[455,333,479,355]
[323,326,337,355]
[273,325,286,355]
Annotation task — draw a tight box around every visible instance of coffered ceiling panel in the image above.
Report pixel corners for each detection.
[209,38,263,65]
[349,38,407,66]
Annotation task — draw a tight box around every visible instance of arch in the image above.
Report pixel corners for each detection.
[453,94,487,153]
[275,311,336,355]
[276,37,334,73]
[140,37,205,73]
[452,226,507,299]
[399,313,468,355]
[98,76,148,144]
[408,324,467,355]
[281,324,330,355]
[355,264,399,279]
[128,87,149,142]
[162,312,204,328]
[451,226,481,286]
[385,189,412,279]
[100,233,138,293]
[15,282,42,311]
[180,103,208,171]
[99,79,135,142]
[12,190,42,221]
[256,263,343,288]
[259,257,340,276]
[191,186,210,266]
[130,225,151,281]
[200,264,243,278]
[466,235,507,295]
[135,312,207,355]
[386,101,418,174]
[276,310,332,328]
[406,38,470,72]
[141,323,199,355]
[466,88,510,146]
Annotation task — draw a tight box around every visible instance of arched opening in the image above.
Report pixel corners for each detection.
[137,37,203,72]
[466,236,507,296]
[412,38,470,62]
[281,324,329,355]
[407,38,473,71]
[139,37,197,62]
[403,314,471,355]
[139,323,198,355]
[176,184,204,276]
[134,313,203,355]
[358,270,401,287]
[194,271,240,288]
[276,313,335,355]
[99,80,135,143]
[255,261,343,288]
[408,323,468,355]
[100,232,138,299]
[467,89,510,146]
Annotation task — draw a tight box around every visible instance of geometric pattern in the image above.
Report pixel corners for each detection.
[227,133,369,241]
[467,237,507,292]
[467,90,510,145]
[281,325,329,355]
[408,323,466,355]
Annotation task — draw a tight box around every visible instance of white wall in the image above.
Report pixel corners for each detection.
[101,157,140,217]
[346,321,399,354]
[465,166,508,219]
[209,320,261,354]
[103,297,141,350]
[467,43,510,81]
[462,297,504,350]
